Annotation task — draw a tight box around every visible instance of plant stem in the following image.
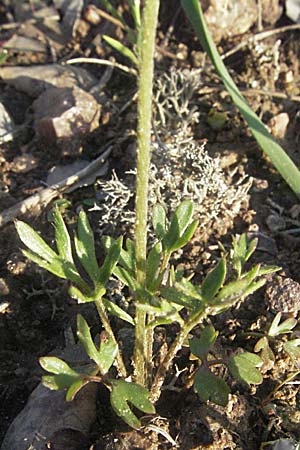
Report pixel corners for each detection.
[94,296,127,378]
[133,0,160,387]
[150,308,208,402]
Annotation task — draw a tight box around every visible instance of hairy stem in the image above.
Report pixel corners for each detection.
[133,0,160,386]
[150,308,208,402]
[95,296,127,378]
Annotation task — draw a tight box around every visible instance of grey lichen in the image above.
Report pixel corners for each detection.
[91,68,251,241]
[93,133,250,241]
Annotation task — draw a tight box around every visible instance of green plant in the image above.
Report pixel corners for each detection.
[99,0,141,67]
[181,0,300,198]
[16,207,278,426]
[251,312,299,368]
[16,0,279,431]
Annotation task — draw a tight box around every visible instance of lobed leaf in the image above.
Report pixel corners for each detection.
[77,315,103,368]
[228,352,263,385]
[194,367,229,407]
[189,325,218,360]
[283,339,300,365]
[268,312,297,337]
[110,380,155,429]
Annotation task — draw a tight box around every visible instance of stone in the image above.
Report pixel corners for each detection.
[33,85,101,148]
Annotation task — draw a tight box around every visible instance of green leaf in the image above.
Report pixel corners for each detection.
[268,312,297,337]
[110,380,155,429]
[75,210,100,283]
[98,334,118,374]
[181,0,300,197]
[163,200,194,252]
[103,236,135,273]
[189,325,218,360]
[232,234,247,277]
[40,356,79,376]
[140,297,183,326]
[99,0,126,25]
[283,339,300,365]
[103,298,134,325]
[40,357,82,392]
[175,276,203,300]
[146,242,162,292]
[22,249,66,279]
[258,265,281,276]
[103,35,138,66]
[128,0,141,28]
[152,204,167,240]
[244,237,258,262]
[69,285,101,303]
[77,315,103,368]
[194,367,229,407]
[201,258,226,302]
[74,316,117,375]
[160,286,201,310]
[113,266,136,291]
[254,337,275,367]
[41,356,94,401]
[241,279,266,298]
[228,352,263,385]
[98,236,122,286]
[215,264,261,306]
[16,220,57,263]
[66,378,91,401]
[53,209,73,263]
[62,260,90,292]
[169,219,199,252]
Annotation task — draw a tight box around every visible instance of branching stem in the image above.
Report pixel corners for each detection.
[94,296,127,378]
[133,0,160,387]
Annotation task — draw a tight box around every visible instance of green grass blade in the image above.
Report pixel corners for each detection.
[103,35,138,66]
[181,0,300,197]
[99,0,127,26]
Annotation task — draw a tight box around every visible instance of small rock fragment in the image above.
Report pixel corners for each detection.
[10,154,39,173]
[1,351,97,450]
[33,86,101,145]
[267,112,289,139]
[0,102,15,144]
[204,0,257,43]
[261,0,283,25]
[265,275,300,315]
[266,213,286,232]
[0,64,96,97]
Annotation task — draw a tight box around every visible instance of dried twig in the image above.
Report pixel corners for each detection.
[0,147,111,227]
[222,24,300,60]
[198,82,300,103]
[66,57,137,76]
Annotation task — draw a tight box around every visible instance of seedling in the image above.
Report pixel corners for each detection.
[253,312,299,369]
[16,0,280,432]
